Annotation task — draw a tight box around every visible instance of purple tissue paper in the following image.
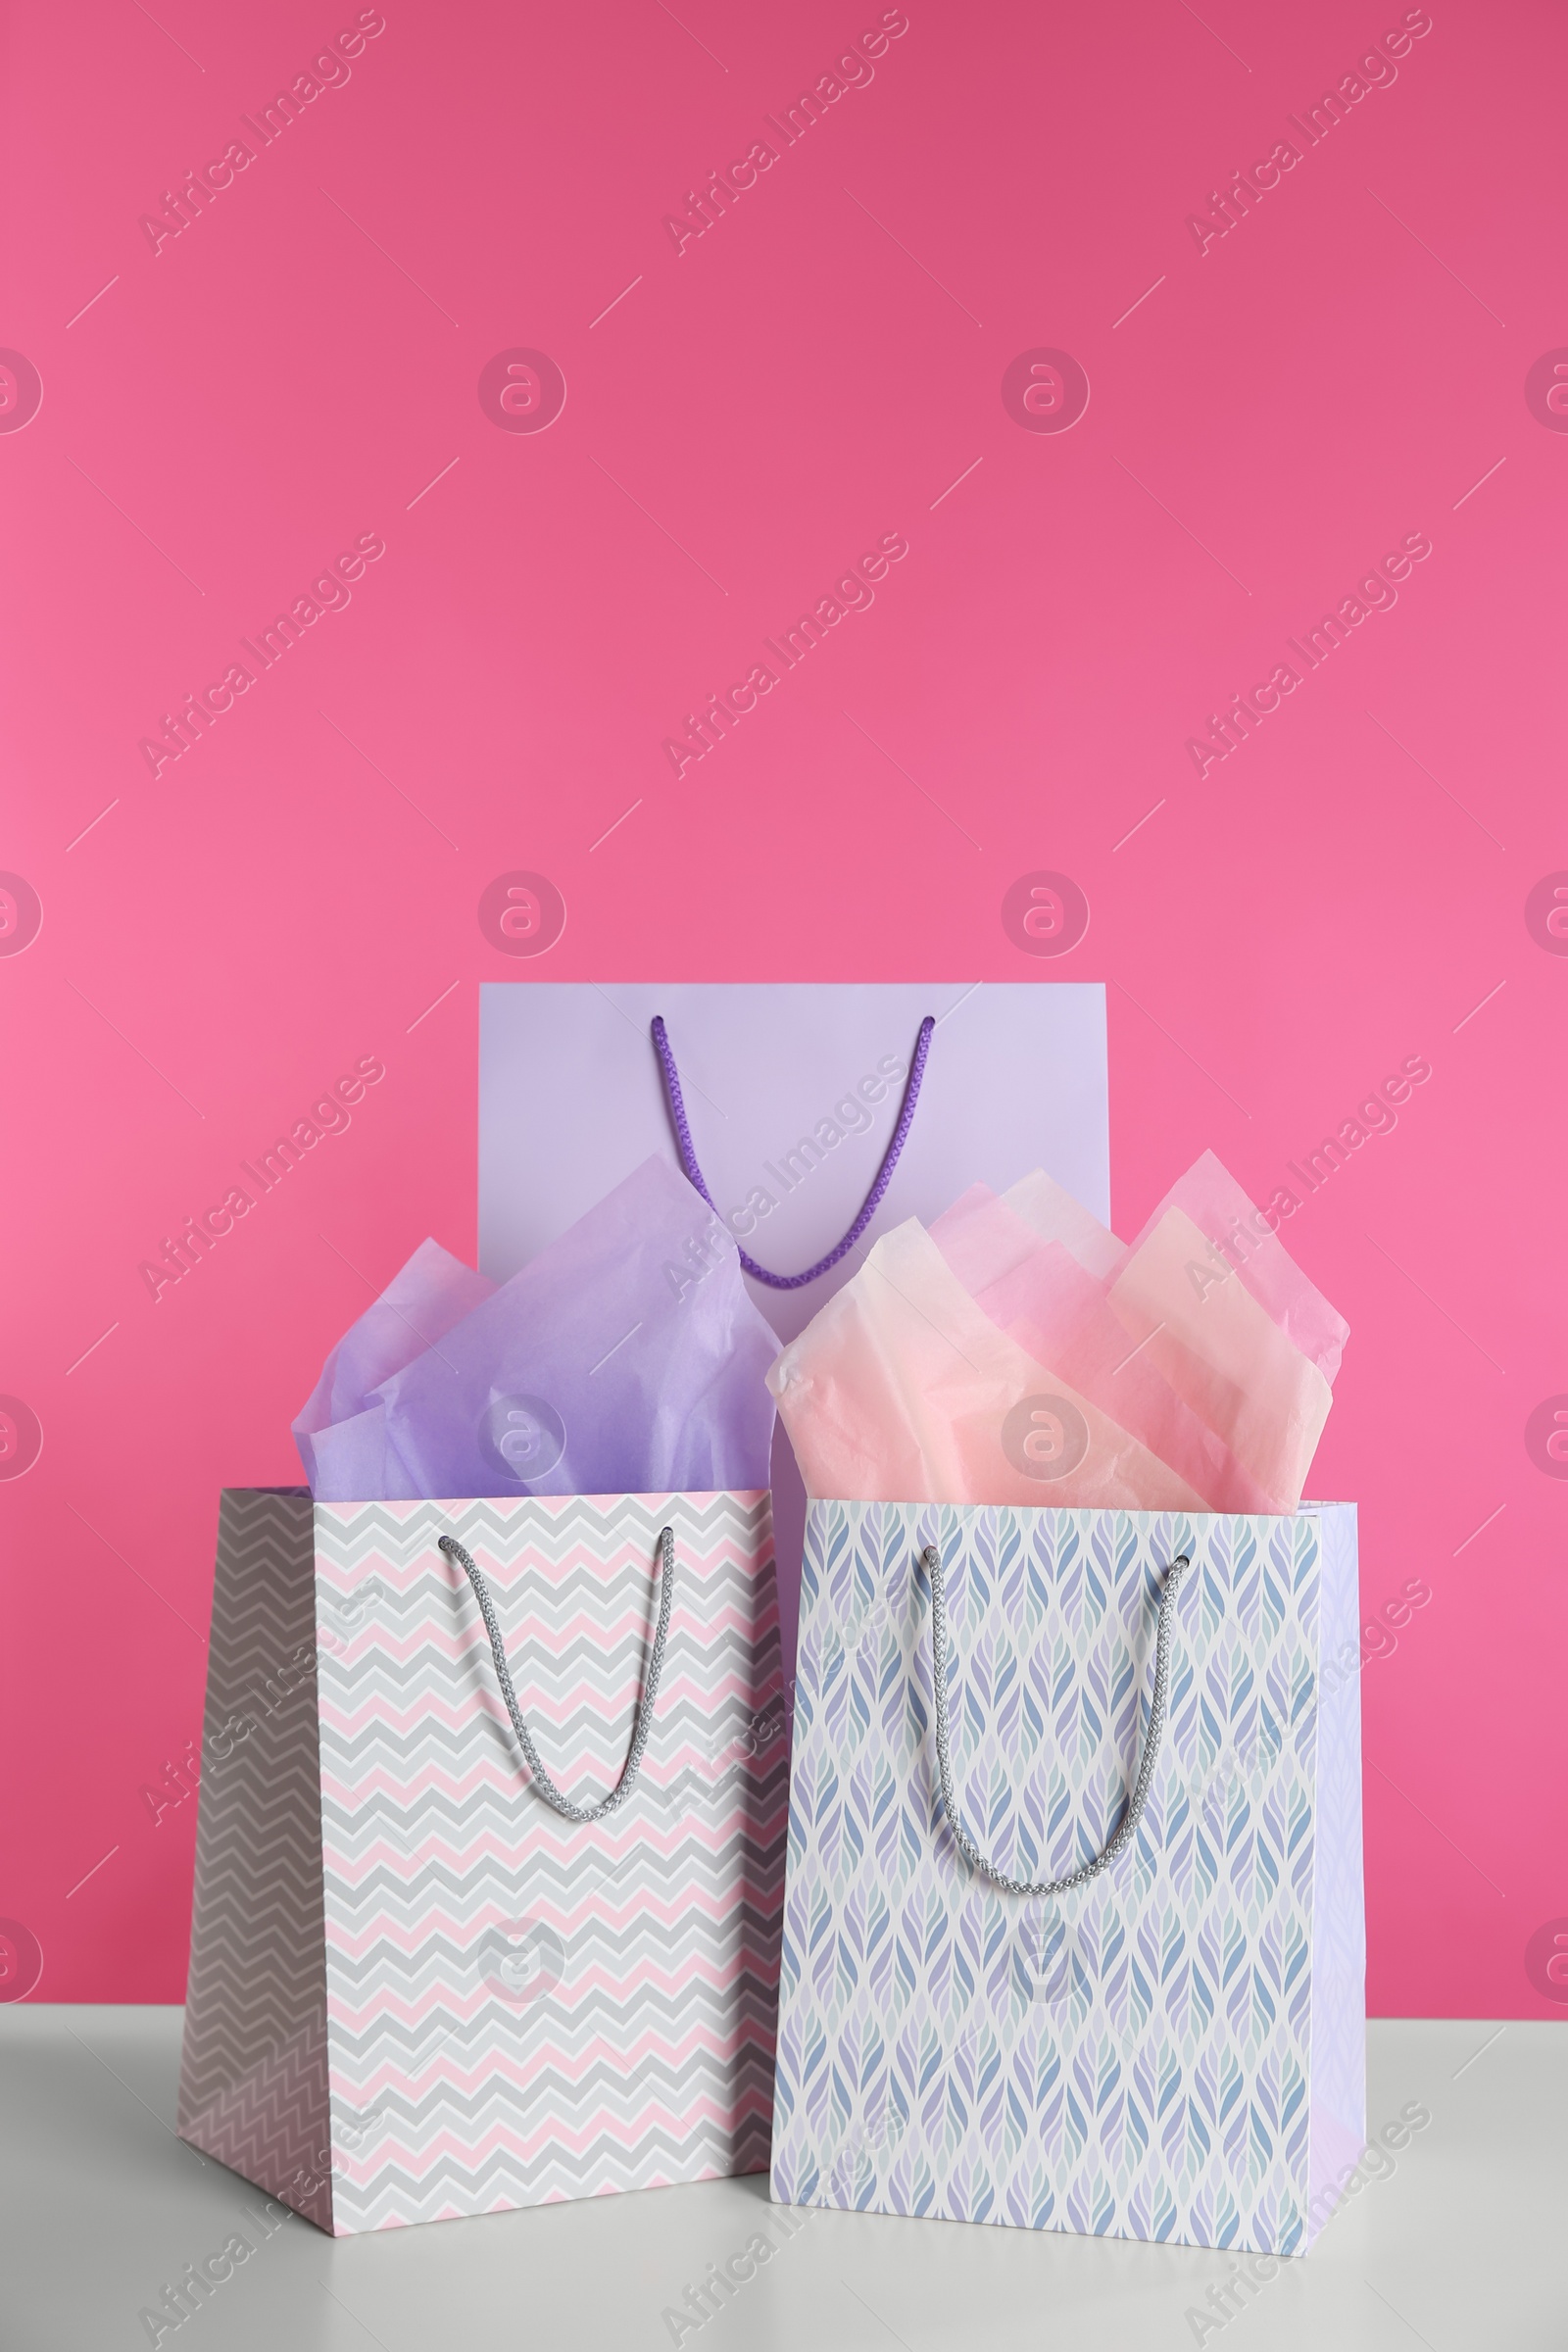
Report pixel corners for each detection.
[294,1157,778,1500]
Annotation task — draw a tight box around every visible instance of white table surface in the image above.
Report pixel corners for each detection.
[0,2009,1560,2351]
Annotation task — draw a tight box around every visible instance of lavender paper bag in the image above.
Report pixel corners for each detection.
[295,1157,778,1499]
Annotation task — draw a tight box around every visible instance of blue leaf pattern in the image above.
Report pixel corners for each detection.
[772,1501,1354,2255]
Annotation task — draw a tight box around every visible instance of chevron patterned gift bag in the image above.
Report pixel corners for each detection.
[178,1486,786,2233]
[769,1499,1364,2256]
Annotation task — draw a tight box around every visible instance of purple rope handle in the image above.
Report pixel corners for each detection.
[651,1012,936,1291]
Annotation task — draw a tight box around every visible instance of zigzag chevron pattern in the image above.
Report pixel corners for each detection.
[769,1501,1364,2259]
[177,1489,334,2230]
[180,1490,784,2235]
[314,1491,785,2233]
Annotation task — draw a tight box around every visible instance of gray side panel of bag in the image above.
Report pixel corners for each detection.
[176,1488,334,2231]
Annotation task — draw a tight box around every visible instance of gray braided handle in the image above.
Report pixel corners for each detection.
[439,1527,673,1824]
[923,1543,1192,1898]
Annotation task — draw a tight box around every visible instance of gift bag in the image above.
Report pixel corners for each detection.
[769,1498,1363,2256]
[478,983,1112,1660]
[178,1487,785,2232]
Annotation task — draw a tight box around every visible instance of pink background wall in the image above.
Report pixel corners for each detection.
[3,0,1565,2019]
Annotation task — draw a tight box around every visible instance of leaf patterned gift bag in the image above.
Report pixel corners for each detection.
[769,1499,1364,2256]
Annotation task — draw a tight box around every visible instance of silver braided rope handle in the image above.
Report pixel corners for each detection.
[923,1542,1192,1898]
[439,1527,674,1824]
